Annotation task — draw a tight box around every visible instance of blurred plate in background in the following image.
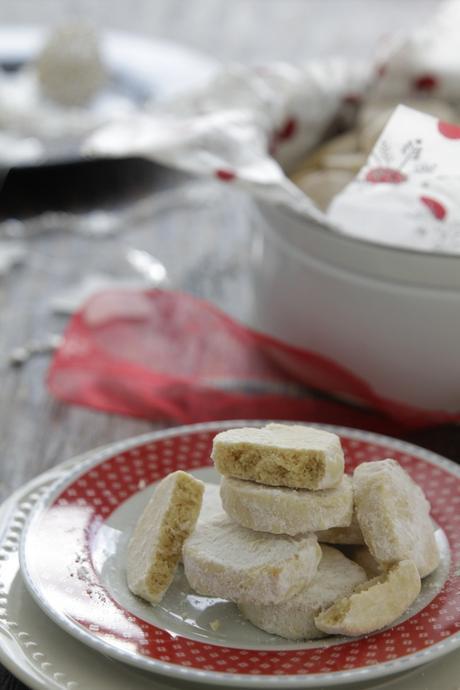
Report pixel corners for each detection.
[0,25,218,168]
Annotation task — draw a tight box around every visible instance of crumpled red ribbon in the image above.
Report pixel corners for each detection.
[47,289,457,434]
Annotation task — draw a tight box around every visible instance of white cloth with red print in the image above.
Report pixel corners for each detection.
[328,105,460,252]
[85,0,460,254]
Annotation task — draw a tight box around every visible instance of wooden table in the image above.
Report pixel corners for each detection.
[1,1,458,688]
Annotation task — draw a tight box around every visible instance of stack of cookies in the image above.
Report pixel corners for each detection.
[183,423,439,640]
[127,423,440,641]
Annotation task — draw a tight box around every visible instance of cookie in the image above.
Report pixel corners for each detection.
[239,546,367,640]
[212,423,344,490]
[220,475,353,535]
[315,559,421,636]
[127,470,204,603]
[354,459,440,577]
[183,514,321,605]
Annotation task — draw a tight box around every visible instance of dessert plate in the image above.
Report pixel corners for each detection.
[1,451,458,690]
[0,26,218,166]
[19,422,460,688]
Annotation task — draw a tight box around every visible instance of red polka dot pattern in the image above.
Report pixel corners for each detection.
[29,427,460,678]
[215,168,236,182]
[365,167,407,184]
[420,195,447,220]
[413,73,439,92]
[437,119,460,140]
[276,117,298,141]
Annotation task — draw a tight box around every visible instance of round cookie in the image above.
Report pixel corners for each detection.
[220,475,353,535]
[315,559,421,636]
[127,470,204,603]
[239,546,367,640]
[354,459,440,578]
[211,423,344,490]
[183,514,321,605]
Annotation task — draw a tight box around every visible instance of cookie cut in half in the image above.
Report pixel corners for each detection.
[183,514,321,605]
[239,546,367,640]
[315,559,421,636]
[127,470,204,603]
[212,423,344,490]
[220,475,353,535]
[354,459,440,577]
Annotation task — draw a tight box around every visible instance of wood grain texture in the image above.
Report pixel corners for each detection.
[0,1,455,688]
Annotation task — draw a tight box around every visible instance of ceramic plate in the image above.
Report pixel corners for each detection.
[19,422,460,688]
[0,26,217,166]
[1,452,458,690]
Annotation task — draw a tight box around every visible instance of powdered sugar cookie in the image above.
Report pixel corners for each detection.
[220,475,353,535]
[354,459,440,577]
[127,470,204,603]
[239,546,367,640]
[212,423,344,490]
[183,514,321,605]
[315,559,421,636]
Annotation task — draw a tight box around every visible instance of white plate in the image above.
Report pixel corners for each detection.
[18,422,460,688]
[0,433,459,689]
[0,26,218,165]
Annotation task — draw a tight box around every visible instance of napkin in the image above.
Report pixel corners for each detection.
[84,0,460,252]
[328,105,460,252]
[370,0,460,104]
[47,288,459,431]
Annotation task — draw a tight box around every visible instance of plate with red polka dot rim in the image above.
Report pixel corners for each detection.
[19,422,460,688]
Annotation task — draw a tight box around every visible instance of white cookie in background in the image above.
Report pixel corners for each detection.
[239,545,367,640]
[354,459,440,578]
[220,475,353,535]
[212,423,344,490]
[127,470,204,603]
[315,559,421,636]
[183,514,321,605]
[291,168,356,212]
